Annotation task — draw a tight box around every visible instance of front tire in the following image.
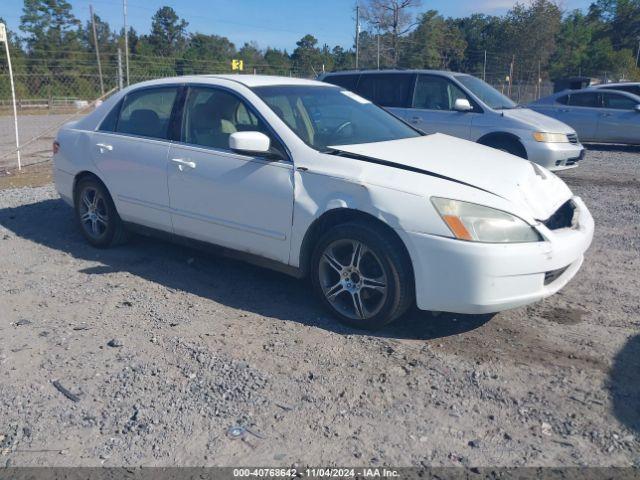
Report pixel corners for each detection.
[74,177,128,248]
[310,221,414,330]
[481,137,527,159]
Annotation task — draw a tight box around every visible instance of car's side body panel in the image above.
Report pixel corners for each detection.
[167,142,295,264]
[529,88,640,145]
[53,75,594,317]
[90,131,173,231]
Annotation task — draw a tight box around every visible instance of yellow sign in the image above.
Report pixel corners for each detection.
[231,59,244,71]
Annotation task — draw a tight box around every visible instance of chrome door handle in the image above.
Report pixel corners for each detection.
[171,158,196,171]
[96,143,113,152]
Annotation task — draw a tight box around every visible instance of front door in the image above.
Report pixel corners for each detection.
[167,86,294,264]
[597,91,640,144]
[402,74,475,139]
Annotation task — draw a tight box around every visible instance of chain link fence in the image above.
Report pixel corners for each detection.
[0,55,622,170]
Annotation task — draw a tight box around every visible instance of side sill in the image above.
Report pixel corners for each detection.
[122,222,305,279]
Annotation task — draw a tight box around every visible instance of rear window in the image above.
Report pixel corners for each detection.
[355,73,414,108]
[567,92,599,108]
[116,87,178,139]
[323,74,359,92]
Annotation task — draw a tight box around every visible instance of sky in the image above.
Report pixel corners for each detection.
[1,0,594,51]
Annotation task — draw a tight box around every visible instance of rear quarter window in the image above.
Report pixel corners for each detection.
[98,100,122,132]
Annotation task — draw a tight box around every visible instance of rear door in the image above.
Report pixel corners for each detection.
[352,73,417,125]
[167,86,294,263]
[598,91,640,144]
[556,92,600,142]
[91,86,179,231]
[405,74,476,139]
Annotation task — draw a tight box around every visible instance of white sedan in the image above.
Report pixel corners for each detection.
[53,75,594,329]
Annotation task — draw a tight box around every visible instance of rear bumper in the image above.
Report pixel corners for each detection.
[54,166,75,207]
[403,196,594,314]
[523,139,584,171]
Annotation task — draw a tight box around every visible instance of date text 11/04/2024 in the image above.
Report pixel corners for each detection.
[232,468,400,477]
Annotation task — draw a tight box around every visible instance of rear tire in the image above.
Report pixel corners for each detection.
[74,177,128,248]
[310,221,414,330]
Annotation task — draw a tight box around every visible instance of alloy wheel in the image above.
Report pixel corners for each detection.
[318,239,388,321]
[78,187,109,239]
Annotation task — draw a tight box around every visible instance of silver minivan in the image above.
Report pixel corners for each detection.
[320,70,585,171]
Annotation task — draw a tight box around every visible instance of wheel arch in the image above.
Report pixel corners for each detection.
[72,170,110,204]
[298,208,414,282]
[477,132,528,159]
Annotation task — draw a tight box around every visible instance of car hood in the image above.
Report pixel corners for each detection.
[328,133,572,221]
[501,107,575,133]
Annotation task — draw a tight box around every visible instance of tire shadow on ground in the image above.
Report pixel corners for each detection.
[609,334,640,435]
[0,198,493,341]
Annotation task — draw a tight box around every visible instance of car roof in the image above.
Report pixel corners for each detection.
[321,69,465,78]
[534,87,640,104]
[592,82,640,88]
[123,74,331,90]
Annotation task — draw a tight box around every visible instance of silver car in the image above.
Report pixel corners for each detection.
[591,82,640,97]
[529,88,640,145]
[319,70,585,171]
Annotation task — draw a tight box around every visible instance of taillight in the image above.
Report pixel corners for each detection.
[53,140,60,154]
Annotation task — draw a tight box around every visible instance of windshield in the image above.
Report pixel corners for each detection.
[252,85,421,151]
[455,75,517,110]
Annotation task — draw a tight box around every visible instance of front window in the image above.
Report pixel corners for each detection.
[455,75,516,110]
[602,92,638,110]
[253,85,421,151]
[413,75,472,111]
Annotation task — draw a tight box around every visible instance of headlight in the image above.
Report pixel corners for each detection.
[431,197,542,243]
[533,132,569,143]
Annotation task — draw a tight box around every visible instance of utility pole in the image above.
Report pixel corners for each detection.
[117,48,123,90]
[123,0,130,85]
[377,33,380,69]
[90,5,105,96]
[636,36,640,68]
[537,59,542,100]
[508,55,515,97]
[0,23,20,170]
[355,3,360,69]
[483,50,487,81]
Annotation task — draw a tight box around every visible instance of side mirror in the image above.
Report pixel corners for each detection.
[229,131,271,154]
[454,98,473,112]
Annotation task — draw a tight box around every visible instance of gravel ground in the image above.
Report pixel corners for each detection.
[0,147,639,468]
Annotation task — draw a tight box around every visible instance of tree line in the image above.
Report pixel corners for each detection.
[0,0,639,101]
